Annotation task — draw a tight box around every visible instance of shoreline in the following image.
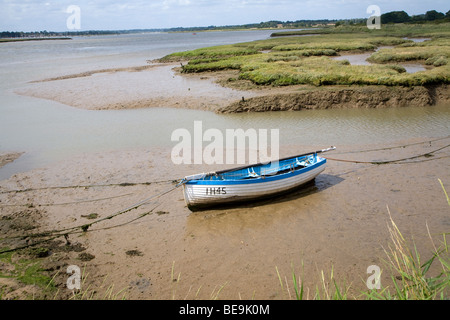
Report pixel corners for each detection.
[15,63,262,112]
[0,37,71,43]
[217,83,450,113]
[15,61,450,114]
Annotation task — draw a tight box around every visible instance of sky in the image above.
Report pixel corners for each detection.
[1,0,449,32]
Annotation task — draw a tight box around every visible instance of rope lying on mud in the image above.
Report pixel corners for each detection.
[0,192,135,207]
[1,136,449,254]
[332,135,450,155]
[0,184,180,254]
[0,179,178,195]
[2,136,448,195]
[324,142,450,165]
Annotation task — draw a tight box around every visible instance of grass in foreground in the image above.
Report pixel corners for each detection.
[277,218,449,300]
[277,180,450,300]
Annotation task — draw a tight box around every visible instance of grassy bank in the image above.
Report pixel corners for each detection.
[271,22,450,38]
[159,24,450,87]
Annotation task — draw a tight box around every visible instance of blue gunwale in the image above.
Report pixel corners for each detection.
[186,157,326,186]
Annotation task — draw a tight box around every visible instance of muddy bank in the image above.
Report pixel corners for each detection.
[0,152,24,169]
[0,199,91,300]
[15,64,259,112]
[16,57,450,113]
[30,64,163,83]
[218,85,450,113]
[1,141,449,300]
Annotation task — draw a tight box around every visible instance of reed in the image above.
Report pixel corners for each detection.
[276,263,351,300]
[68,266,129,300]
[277,180,450,300]
[364,208,450,300]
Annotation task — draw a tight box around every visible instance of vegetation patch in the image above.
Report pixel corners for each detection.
[0,248,55,299]
[160,24,450,88]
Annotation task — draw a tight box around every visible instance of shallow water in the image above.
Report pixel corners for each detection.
[333,45,427,73]
[1,99,449,180]
[0,31,448,180]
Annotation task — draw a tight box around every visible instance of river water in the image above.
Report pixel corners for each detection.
[0,30,449,299]
[0,31,449,180]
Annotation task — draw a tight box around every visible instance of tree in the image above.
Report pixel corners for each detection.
[424,10,445,21]
[381,11,410,24]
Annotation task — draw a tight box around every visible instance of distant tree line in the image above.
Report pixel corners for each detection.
[381,9,450,24]
[0,19,345,38]
[1,9,449,38]
[0,30,123,38]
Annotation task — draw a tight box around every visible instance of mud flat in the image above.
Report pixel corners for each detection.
[0,152,24,169]
[15,63,261,112]
[17,61,449,115]
[1,139,449,299]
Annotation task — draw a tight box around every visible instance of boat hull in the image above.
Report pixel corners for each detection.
[183,158,326,210]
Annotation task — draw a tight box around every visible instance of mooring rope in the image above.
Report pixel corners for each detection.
[1,136,449,253]
[324,143,450,165]
[0,192,134,207]
[333,135,450,155]
[0,184,181,254]
[0,179,178,195]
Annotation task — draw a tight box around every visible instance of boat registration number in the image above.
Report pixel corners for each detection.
[205,187,227,195]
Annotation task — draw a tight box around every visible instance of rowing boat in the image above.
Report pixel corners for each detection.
[178,147,336,210]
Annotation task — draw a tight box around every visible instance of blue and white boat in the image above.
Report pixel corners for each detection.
[179,147,335,210]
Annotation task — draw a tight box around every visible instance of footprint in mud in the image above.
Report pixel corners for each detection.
[129,278,151,293]
[81,213,99,220]
[125,249,143,257]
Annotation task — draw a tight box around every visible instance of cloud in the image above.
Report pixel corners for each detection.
[1,0,449,31]
[162,0,191,10]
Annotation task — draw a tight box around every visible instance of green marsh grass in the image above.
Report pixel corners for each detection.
[276,263,350,300]
[271,23,450,38]
[0,248,56,299]
[368,46,449,65]
[161,24,450,87]
[159,44,260,62]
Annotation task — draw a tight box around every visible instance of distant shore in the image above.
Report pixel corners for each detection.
[0,37,71,43]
